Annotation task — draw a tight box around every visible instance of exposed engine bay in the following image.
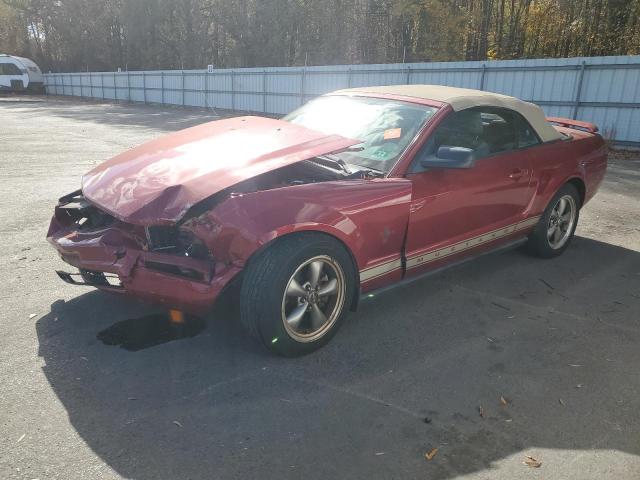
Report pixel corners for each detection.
[52,156,378,271]
[178,157,379,224]
[225,157,376,195]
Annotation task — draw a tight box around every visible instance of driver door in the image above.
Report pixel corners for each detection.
[404,107,538,277]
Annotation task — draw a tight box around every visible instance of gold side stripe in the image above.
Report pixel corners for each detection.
[359,258,402,283]
[360,266,403,283]
[406,216,540,269]
[358,216,541,282]
[406,216,540,261]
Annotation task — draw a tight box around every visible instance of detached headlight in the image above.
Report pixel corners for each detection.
[145,226,211,260]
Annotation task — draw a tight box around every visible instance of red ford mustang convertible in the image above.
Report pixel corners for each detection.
[48,85,607,355]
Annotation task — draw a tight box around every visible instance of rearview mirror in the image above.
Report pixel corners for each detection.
[420,146,476,169]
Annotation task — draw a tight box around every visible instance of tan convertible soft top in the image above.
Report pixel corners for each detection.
[335,84,562,143]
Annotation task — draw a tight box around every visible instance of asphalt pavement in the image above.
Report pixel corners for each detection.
[1,96,639,480]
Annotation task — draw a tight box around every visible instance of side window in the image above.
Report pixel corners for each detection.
[413,106,541,171]
[480,110,518,154]
[513,113,541,148]
[0,63,23,75]
[419,109,492,164]
[480,108,541,152]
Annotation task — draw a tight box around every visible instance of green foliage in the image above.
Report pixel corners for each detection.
[0,0,637,71]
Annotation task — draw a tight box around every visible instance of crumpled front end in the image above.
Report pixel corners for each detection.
[47,190,240,314]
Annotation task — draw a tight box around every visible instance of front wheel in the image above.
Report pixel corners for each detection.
[240,233,355,356]
[526,184,580,258]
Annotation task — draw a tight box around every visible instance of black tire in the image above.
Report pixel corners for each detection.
[240,233,356,356]
[526,183,581,258]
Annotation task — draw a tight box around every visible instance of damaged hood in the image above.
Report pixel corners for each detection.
[82,116,359,225]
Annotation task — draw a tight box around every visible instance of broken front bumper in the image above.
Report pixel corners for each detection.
[46,205,240,315]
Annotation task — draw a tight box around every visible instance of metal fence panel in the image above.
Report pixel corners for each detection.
[43,55,640,146]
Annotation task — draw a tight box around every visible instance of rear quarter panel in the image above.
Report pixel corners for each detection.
[527,129,607,213]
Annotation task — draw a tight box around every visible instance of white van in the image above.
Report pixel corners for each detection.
[0,54,44,92]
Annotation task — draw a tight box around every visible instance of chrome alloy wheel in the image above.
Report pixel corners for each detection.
[547,194,577,249]
[281,255,346,343]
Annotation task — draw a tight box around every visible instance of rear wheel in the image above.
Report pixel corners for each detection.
[240,233,355,356]
[526,184,580,258]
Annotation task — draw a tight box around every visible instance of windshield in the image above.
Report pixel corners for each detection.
[283,95,437,173]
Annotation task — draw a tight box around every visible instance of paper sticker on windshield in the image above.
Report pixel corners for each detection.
[383,128,401,140]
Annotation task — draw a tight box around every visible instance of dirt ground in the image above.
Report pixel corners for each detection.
[1,96,640,480]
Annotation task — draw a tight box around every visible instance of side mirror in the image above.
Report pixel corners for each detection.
[420,146,476,169]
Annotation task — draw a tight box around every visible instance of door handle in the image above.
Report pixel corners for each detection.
[508,168,528,180]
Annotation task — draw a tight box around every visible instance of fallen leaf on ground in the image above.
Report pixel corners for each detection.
[492,301,510,311]
[539,278,555,290]
[424,448,439,461]
[524,455,542,468]
[478,405,485,418]
[173,420,183,428]
[500,396,509,406]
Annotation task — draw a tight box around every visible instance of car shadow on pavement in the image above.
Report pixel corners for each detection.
[36,236,640,479]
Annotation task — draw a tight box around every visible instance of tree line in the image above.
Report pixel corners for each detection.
[1,0,638,72]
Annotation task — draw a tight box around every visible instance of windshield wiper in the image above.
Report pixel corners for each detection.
[316,155,352,175]
[343,145,365,152]
[360,167,384,178]
[312,155,384,179]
